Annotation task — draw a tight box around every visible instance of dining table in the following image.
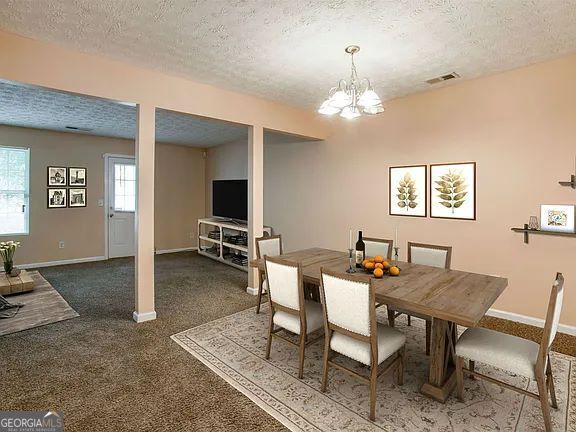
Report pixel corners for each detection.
[250,247,508,403]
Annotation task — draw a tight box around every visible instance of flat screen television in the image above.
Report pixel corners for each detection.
[212,179,248,221]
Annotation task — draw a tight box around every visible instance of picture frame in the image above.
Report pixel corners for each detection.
[430,162,476,220]
[47,166,67,186]
[69,167,87,186]
[389,165,427,217]
[69,188,87,208]
[47,188,67,208]
[540,205,575,233]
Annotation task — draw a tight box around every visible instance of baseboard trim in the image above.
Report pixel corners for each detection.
[133,311,157,323]
[487,308,576,336]
[155,247,197,255]
[20,256,107,269]
[246,286,258,296]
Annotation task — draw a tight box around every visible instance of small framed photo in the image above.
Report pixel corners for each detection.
[69,167,87,186]
[389,165,427,217]
[69,188,87,208]
[430,162,476,220]
[47,166,67,186]
[540,205,575,233]
[47,188,67,208]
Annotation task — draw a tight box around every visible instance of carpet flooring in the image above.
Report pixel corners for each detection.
[1,252,574,431]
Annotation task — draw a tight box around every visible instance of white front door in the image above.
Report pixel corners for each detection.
[107,157,136,258]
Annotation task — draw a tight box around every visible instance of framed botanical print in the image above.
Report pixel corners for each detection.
[47,166,67,186]
[69,188,87,208]
[69,167,87,186]
[47,188,67,208]
[430,162,476,220]
[540,205,575,233]
[389,165,427,217]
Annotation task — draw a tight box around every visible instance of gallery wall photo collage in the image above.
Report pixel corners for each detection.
[47,166,87,209]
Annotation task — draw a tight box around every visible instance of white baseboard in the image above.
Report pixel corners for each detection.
[133,311,157,323]
[488,308,576,336]
[155,247,197,255]
[20,256,107,269]
[246,286,258,295]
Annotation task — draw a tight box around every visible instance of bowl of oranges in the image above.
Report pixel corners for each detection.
[362,256,401,278]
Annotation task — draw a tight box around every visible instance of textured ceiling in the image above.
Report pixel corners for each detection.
[0,81,247,146]
[1,0,576,109]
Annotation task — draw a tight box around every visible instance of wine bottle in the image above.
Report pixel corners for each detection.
[355,230,365,268]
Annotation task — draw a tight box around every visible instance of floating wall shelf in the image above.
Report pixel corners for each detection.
[511,227,576,244]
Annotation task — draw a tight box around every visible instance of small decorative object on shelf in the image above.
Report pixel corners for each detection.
[528,216,539,230]
[558,156,576,189]
[540,205,575,233]
[0,241,21,274]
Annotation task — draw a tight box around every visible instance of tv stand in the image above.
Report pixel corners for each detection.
[197,218,272,272]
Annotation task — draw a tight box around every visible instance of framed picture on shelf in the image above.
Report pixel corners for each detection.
[540,205,575,233]
[47,166,67,186]
[69,188,87,208]
[430,162,476,220]
[69,167,87,186]
[389,165,427,217]
[47,188,67,208]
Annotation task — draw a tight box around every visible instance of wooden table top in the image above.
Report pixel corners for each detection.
[251,248,508,328]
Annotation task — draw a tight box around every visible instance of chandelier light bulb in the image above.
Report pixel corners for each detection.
[318,46,384,119]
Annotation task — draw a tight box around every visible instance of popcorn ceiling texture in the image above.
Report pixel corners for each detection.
[0,81,247,146]
[1,0,576,109]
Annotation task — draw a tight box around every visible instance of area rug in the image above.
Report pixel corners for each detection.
[172,303,575,432]
[0,271,79,336]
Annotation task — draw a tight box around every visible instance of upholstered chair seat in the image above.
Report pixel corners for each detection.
[330,323,405,366]
[273,300,324,335]
[456,327,539,379]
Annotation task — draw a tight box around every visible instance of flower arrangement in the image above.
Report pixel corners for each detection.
[0,241,21,274]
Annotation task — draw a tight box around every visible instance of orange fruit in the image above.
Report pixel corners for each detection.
[375,262,384,270]
[362,259,369,268]
[373,268,384,278]
[365,262,375,270]
[382,261,391,269]
[389,266,400,276]
[374,255,384,263]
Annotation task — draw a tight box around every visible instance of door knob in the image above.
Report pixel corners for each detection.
[109,214,114,218]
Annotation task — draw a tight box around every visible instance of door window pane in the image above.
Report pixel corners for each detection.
[113,163,136,212]
[0,147,29,235]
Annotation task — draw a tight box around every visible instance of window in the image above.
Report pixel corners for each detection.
[113,163,136,212]
[0,146,30,235]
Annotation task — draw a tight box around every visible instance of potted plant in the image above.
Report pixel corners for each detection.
[0,241,21,274]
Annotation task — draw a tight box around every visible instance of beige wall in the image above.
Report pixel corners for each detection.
[262,54,576,327]
[205,140,247,217]
[0,125,205,265]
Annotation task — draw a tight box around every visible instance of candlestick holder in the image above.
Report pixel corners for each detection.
[346,248,356,273]
[393,246,400,267]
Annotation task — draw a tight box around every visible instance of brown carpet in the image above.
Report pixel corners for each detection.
[1,251,573,431]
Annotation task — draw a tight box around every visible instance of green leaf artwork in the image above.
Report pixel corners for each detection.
[435,170,467,213]
[397,172,418,211]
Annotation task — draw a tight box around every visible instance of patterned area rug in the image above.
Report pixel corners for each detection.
[172,304,575,432]
[0,271,78,336]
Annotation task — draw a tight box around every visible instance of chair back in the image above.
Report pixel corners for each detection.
[264,255,302,312]
[256,235,282,259]
[408,242,452,269]
[539,273,565,360]
[364,237,393,260]
[320,269,375,338]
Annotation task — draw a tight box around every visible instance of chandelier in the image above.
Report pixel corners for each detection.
[318,45,384,119]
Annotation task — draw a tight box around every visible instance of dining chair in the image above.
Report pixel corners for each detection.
[319,268,406,421]
[455,273,564,432]
[364,237,393,260]
[255,234,283,314]
[264,255,324,379]
[387,242,452,355]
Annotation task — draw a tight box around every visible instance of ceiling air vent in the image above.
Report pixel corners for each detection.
[65,126,93,132]
[426,72,460,85]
